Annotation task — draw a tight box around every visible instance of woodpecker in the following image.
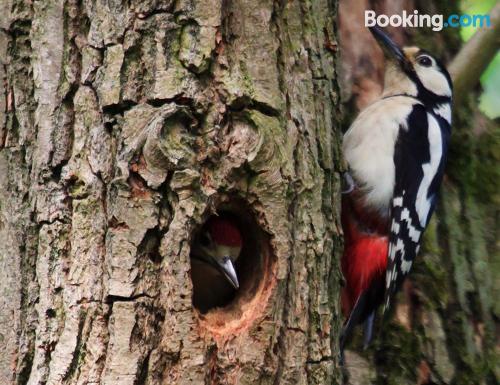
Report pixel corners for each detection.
[340,26,452,350]
[190,216,242,312]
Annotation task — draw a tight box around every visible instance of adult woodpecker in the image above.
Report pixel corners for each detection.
[340,26,452,350]
[190,216,242,312]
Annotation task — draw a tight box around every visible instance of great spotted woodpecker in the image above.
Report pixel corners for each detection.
[190,216,242,312]
[340,26,452,349]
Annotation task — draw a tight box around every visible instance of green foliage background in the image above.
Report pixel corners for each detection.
[461,0,499,118]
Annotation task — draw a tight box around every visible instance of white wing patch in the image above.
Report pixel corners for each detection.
[400,208,422,243]
[386,266,399,289]
[386,270,392,289]
[401,259,413,274]
[389,238,405,261]
[415,114,443,227]
[433,103,452,124]
[391,220,400,234]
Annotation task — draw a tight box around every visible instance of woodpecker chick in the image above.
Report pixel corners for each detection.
[341,26,452,351]
[191,216,242,312]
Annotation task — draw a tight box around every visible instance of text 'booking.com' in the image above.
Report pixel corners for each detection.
[365,10,492,32]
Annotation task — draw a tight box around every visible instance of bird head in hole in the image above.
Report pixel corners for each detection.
[191,216,242,289]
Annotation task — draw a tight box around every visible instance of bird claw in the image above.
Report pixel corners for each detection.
[341,172,356,194]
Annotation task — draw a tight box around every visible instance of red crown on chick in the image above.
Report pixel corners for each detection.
[206,217,242,248]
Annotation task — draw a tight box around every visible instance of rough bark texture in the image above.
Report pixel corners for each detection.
[0,0,344,384]
[339,1,499,384]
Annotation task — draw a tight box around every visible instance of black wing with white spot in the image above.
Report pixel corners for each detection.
[384,104,450,310]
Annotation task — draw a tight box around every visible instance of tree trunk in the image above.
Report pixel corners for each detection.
[339,1,499,384]
[0,1,344,384]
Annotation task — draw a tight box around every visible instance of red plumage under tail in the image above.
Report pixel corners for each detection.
[340,198,388,349]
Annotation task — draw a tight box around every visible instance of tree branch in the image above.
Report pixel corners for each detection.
[449,4,500,101]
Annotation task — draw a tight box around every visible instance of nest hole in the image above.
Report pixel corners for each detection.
[189,198,275,328]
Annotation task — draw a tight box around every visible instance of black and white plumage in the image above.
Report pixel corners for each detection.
[340,26,452,351]
[384,101,451,309]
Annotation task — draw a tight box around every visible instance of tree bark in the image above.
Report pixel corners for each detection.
[339,1,499,384]
[0,0,344,384]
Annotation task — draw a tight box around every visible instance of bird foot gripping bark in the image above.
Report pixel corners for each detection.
[341,171,356,194]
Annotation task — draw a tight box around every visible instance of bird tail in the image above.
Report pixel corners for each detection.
[363,311,376,349]
[340,290,370,352]
[340,278,385,358]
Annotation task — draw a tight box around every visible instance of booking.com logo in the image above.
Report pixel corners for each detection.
[365,10,491,32]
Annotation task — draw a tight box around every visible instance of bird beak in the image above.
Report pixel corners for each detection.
[368,26,410,71]
[216,256,239,289]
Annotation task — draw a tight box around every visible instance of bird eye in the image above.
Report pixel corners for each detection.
[417,56,432,67]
